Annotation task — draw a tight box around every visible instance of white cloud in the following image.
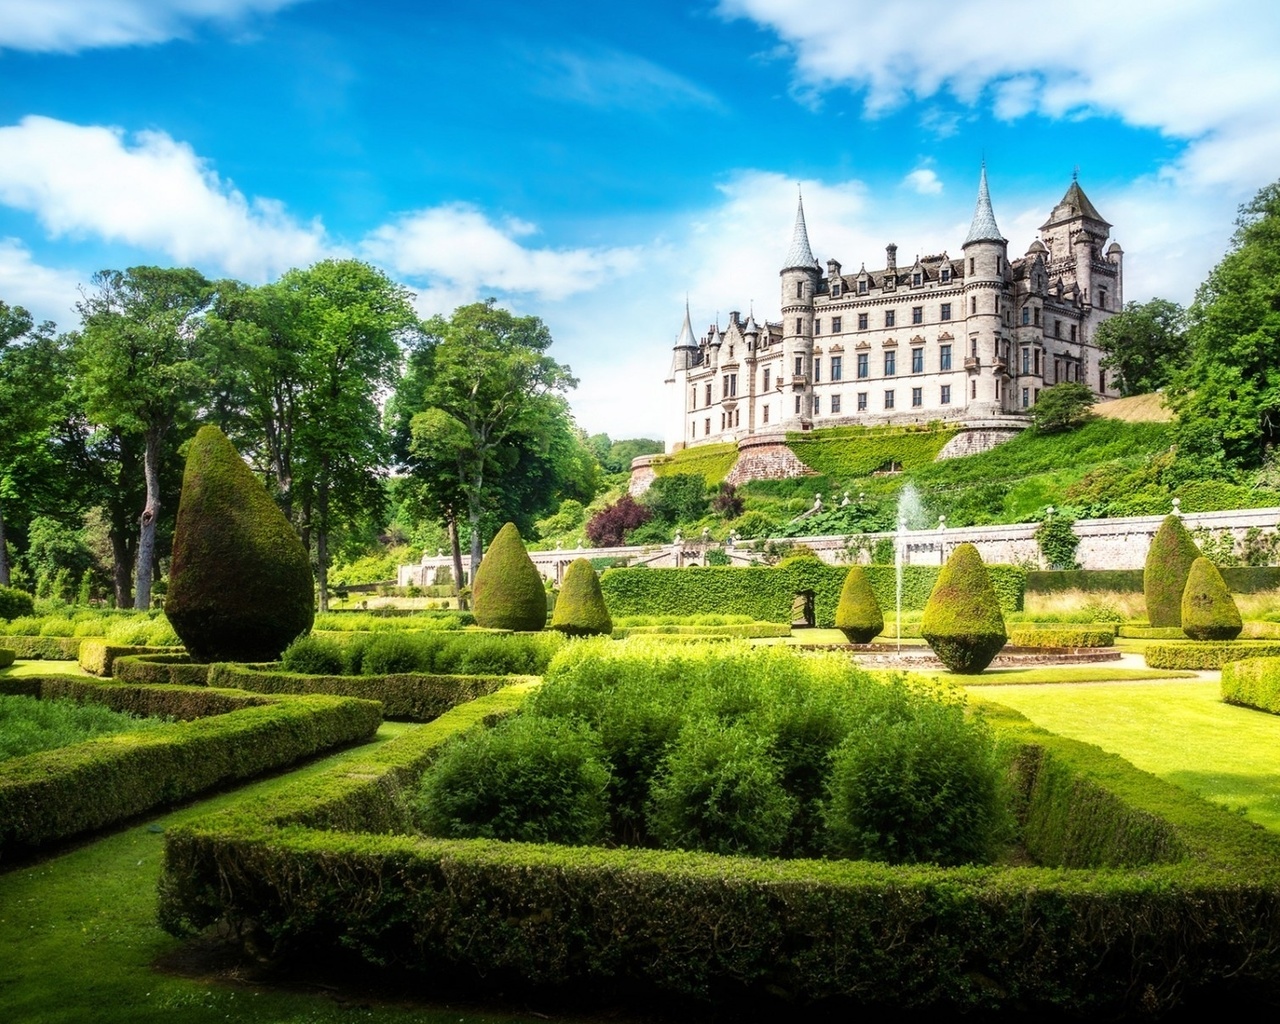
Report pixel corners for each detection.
[903,168,943,196]
[362,203,645,306]
[0,239,83,326]
[716,0,1280,192]
[0,0,307,53]
[530,47,724,112]
[0,116,331,281]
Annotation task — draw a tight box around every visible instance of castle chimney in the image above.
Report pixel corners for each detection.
[886,244,898,272]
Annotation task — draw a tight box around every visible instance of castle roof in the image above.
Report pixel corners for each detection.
[1041,179,1111,231]
[782,193,821,272]
[675,300,697,349]
[963,164,1004,246]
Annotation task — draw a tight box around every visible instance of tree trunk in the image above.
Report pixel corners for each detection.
[134,429,163,610]
[316,459,330,613]
[0,501,9,587]
[469,505,483,588]
[111,529,134,608]
[449,516,466,610]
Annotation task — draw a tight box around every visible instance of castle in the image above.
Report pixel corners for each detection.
[664,168,1123,452]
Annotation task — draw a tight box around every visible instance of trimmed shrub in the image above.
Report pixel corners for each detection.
[1025,569,1145,594]
[0,585,34,621]
[166,425,314,662]
[415,714,609,845]
[280,633,347,675]
[834,565,883,643]
[0,648,13,669]
[1221,657,1280,714]
[1118,625,1187,640]
[112,654,212,687]
[471,522,546,632]
[1,635,85,660]
[921,543,1008,674]
[1181,557,1243,641]
[646,718,796,857]
[1007,627,1115,648]
[1144,514,1201,628]
[824,686,1008,865]
[78,640,170,677]
[1145,640,1280,670]
[551,558,613,636]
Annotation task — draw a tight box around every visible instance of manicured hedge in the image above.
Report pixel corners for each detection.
[600,563,1025,626]
[611,623,791,639]
[1118,625,1187,640]
[111,653,213,687]
[1007,627,1115,648]
[205,662,529,722]
[1221,567,1280,593]
[159,686,1280,1017]
[1144,640,1280,670]
[1,635,89,660]
[78,641,174,677]
[1221,657,1280,714]
[0,676,381,857]
[1025,569,1144,594]
[0,648,13,669]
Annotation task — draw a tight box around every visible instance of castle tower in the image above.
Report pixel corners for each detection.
[780,192,821,430]
[664,300,700,452]
[961,165,1009,415]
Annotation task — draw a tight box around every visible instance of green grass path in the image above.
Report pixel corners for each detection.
[0,721,512,1024]
[968,679,1280,832]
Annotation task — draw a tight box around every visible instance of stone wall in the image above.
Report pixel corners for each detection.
[725,433,815,487]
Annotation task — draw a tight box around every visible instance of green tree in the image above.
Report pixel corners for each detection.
[1030,381,1096,433]
[1170,181,1280,468]
[0,299,40,586]
[74,267,216,608]
[404,301,578,573]
[1093,299,1188,396]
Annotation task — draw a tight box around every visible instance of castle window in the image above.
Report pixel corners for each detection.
[857,353,869,378]
[941,302,951,321]
[705,383,712,405]
[1100,370,1107,392]
[1098,286,1108,310]
[762,367,771,391]
[814,395,820,415]
[1034,307,1040,326]
[1022,388,1030,409]
[691,420,696,437]
[912,387,923,407]
[971,380,977,399]
[884,390,895,410]
[735,409,740,427]
[940,344,952,370]
[912,347,924,374]
[831,356,843,381]
[814,359,821,383]
[885,310,896,328]
[941,267,951,283]
[970,297,977,315]
[1054,359,1060,383]
[1022,307,1030,325]
[940,384,951,404]
[763,405,770,424]
[969,257,975,275]
[1021,348,1030,375]
[705,417,711,434]
[796,318,803,334]
[1054,319,1062,338]
[857,313,868,330]
[796,282,803,298]
[884,351,896,376]
[830,393,841,413]
[795,356,803,377]
[912,272,922,287]
[857,392,867,410]
[729,345,734,358]
[815,319,821,335]
[832,316,842,332]
[1034,350,1040,376]
[912,306,923,325]
[1070,324,1077,342]
[721,412,726,430]
[831,282,841,298]
[795,396,802,414]
[691,388,697,408]
[730,373,738,396]
[858,279,868,294]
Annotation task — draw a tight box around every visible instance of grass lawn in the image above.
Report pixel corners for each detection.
[0,659,93,678]
[0,719,513,1024]
[967,679,1280,832]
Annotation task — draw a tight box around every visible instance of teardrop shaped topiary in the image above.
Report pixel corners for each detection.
[472,522,546,631]
[834,565,883,644]
[1181,556,1243,641]
[551,558,613,636]
[920,543,1007,674]
[165,425,314,662]
[1144,514,1200,628]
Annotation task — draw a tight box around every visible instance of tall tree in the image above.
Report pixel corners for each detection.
[407,301,578,571]
[1170,181,1280,468]
[74,267,216,608]
[0,300,44,586]
[1092,298,1188,397]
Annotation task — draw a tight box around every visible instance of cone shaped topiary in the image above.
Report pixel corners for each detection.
[921,543,1007,674]
[472,522,547,631]
[165,425,314,663]
[1144,514,1201,628]
[835,565,883,644]
[1181,556,1243,641]
[551,558,613,636]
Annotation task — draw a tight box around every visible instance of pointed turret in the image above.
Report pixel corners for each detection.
[783,192,821,271]
[669,300,699,376]
[964,164,1004,245]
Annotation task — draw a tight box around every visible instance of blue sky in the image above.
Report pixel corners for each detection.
[2,0,1277,437]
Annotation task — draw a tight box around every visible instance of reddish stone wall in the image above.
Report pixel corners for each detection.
[725,433,815,487]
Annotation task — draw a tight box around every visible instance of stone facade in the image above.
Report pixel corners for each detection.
[664,168,1123,454]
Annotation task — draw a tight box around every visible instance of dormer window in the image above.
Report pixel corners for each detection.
[858,279,868,294]
[831,282,841,298]
[941,267,951,283]
[912,272,922,287]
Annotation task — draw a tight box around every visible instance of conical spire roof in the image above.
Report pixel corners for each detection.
[1041,176,1111,231]
[675,299,696,348]
[963,164,1004,246]
[782,192,821,271]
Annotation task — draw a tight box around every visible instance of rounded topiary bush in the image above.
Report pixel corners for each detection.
[360,631,425,675]
[1181,556,1243,641]
[165,425,314,662]
[281,634,347,675]
[0,648,15,669]
[920,543,1007,674]
[0,585,34,622]
[414,714,610,845]
[834,565,883,644]
[551,558,612,636]
[823,686,1008,865]
[471,522,546,632]
[1144,514,1201,628]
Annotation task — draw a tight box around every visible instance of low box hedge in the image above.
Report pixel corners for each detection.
[611,623,791,639]
[1221,657,1280,714]
[205,662,530,722]
[1118,625,1187,640]
[0,676,382,858]
[1,635,89,660]
[0,648,14,669]
[1144,640,1280,670]
[1024,569,1144,594]
[1007,626,1115,648]
[78,640,175,677]
[111,653,213,687]
[158,687,1280,1017]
